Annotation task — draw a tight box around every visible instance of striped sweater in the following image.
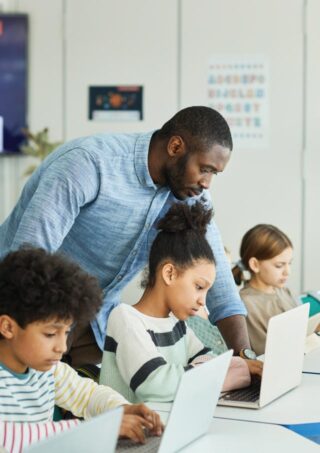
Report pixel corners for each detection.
[100,304,213,403]
[0,360,128,452]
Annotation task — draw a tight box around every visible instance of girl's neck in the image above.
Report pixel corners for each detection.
[134,288,170,318]
[248,277,276,294]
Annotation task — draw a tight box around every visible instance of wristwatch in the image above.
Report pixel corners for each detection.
[239,348,257,360]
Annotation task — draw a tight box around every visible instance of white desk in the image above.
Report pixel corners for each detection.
[304,347,320,374]
[214,373,320,424]
[182,418,320,453]
[149,374,320,424]
[147,405,320,452]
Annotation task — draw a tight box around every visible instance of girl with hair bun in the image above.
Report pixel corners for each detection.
[232,224,297,356]
[100,202,251,403]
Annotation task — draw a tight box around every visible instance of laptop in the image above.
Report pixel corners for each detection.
[307,312,320,336]
[28,406,123,453]
[218,303,309,409]
[117,349,233,453]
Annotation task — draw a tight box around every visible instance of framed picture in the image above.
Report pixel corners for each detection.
[89,85,143,121]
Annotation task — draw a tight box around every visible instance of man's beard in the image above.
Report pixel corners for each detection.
[163,153,201,200]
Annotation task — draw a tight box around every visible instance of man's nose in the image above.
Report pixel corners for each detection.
[199,174,213,190]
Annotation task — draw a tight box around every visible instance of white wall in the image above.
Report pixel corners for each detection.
[64,0,178,139]
[304,0,320,291]
[181,0,304,295]
[0,0,318,297]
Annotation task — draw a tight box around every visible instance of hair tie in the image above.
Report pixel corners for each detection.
[235,259,247,272]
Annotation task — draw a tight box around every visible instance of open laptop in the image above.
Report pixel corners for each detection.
[117,349,233,453]
[218,303,309,409]
[307,312,320,336]
[28,406,123,453]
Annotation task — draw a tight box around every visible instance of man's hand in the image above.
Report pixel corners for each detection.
[119,404,163,443]
[245,359,263,377]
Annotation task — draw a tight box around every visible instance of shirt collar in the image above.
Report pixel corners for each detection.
[0,361,31,379]
[134,131,158,188]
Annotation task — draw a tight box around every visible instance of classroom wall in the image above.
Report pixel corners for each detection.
[0,0,318,298]
[304,0,320,291]
[181,0,304,295]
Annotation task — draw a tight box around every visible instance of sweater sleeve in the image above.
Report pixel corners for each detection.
[54,362,128,419]
[185,324,214,363]
[0,419,79,453]
[107,308,199,402]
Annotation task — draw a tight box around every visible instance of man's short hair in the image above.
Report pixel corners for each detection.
[157,106,233,152]
[0,247,102,329]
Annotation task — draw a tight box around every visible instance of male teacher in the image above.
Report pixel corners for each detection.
[0,106,257,368]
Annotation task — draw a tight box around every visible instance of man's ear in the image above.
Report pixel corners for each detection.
[248,257,260,274]
[161,263,178,286]
[0,315,18,339]
[167,136,186,158]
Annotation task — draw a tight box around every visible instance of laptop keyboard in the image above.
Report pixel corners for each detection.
[219,379,261,403]
[116,435,161,452]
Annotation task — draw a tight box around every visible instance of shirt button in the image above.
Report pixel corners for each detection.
[117,275,123,281]
[132,250,136,256]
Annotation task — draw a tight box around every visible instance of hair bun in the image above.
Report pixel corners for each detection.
[157,201,213,235]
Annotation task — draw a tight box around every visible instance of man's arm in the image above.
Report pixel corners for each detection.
[216,314,251,354]
[1,147,100,254]
[217,315,263,376]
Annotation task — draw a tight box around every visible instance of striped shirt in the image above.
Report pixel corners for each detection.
[0,361,128,452]
[0,131,246,350]
[100,304,213,403]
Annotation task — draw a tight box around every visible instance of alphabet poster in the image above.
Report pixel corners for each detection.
[207,56,269,149]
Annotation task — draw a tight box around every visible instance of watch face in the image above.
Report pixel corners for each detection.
[243,349,257,360]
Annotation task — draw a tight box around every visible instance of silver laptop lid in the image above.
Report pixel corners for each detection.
[260,303,309,407]
[28,406,123,453]
[158,349,233,453]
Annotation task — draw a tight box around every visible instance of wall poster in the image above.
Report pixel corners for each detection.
[207,56,269,149]
[89,85,143,121]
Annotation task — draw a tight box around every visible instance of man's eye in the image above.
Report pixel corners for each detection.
[196,284,203,290]
[44,333,55,338]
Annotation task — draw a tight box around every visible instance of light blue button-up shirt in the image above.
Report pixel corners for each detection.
[0,131,246,349]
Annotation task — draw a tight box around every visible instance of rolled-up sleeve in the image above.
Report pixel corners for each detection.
[205,220,247,324]
[192,191,246,324]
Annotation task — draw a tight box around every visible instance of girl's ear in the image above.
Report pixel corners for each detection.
[0,315,17,340]
[248,257,260,274]
[162,263,178,286]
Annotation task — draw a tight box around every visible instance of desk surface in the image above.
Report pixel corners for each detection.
[304,346,320,374]
[146,405,320,452]
[214,373,320,424]
[149,373,320,425]
[182,419,320,452]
